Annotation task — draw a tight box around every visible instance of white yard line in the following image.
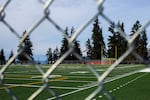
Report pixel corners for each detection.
[5,71,30,74]
[5,76,94,83]
[96,73,148,99]
[70,71,89,74]
[67,76,96,79]
[3,84,80,90]
[104,70,139,83]
[57,80,94,83]
[31,75,62,78]
[117,65,142,69]
[50,86,80,90]
[5,78,41,81]
[3,84,42,88]
[47,70,142,100]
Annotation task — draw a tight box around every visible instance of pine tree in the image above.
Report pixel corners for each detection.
[91,18,105,60]
[53,47,59,62]
[18,31,33,63]
[60,27,70,60]
[70,27,82,60]
[9,50,15,64]
[46,48,53,64]
[60,27,82,60]
[108,22,127,59]
[127,20,148,61]
[108,23,116,58]
[131,20,141,55]
[141,31,148,59]
[127,20,148,60]
[136,29,148,60]
[73,40,82,60]
[86,38,92,59]
[0,49,6,65]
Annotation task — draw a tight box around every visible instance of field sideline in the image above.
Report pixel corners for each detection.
[0,64,149,100]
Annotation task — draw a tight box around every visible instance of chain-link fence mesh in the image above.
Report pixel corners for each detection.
[0,0,150,100]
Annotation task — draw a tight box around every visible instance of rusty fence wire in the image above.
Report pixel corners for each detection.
[0,0,150,100]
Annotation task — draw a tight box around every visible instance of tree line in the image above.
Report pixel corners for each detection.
[46,18,148,64]
[0,31,33,65]
[0,18,149,65]
[0,49,15,65]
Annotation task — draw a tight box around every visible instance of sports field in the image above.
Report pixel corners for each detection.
[0,64,150,100]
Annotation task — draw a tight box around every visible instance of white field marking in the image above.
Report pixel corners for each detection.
[122,84,126,87]
[104,73,148,97]
[6,77,94,84]
[104,70,140,83]
[31,75,62,78]
[69,65,141,74]
[97,73,145,100]
[47,71,138,100]
[139,67,150,72]
[70,71,89,74]
[31,75,42,78]
[67,76,96,79]
[56,80,94,83]
[117,65,142,69]
[46,82,98,100]
[119,85,123,88]
[47,66,145,100]
[99,95,103,98]
[3,84,42,88]
[42,66,51,68]
[60,66,87,69]
[113,89,116,91]
[95,69,105,72]
[3,84,80,90]
[33,75,95,79]
[109,90,112,93]
[5,71,30,74]
[116,87,120,89]
[77,82,97,88]
[125,73,148,84]
[49,86,81,90]
[5,78,42,81]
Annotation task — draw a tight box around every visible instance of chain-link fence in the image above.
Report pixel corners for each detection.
[0,0,150,100]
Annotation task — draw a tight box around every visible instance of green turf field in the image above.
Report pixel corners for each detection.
[0,64,149,100]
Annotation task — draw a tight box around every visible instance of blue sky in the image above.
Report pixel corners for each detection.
[0,0,150,58]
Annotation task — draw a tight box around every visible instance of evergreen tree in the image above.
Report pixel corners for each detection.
[18,31,33,63]
[9,50,15,64]
[131,20,141,55]
[128,20,148,60]
[60,27,82,60]
[73,40,82,60]
[108,22,127,59]
[53,47,59,62]
[46,48,53,64]
[70,27,82,60]
[60,27,70,60]
[107,23,116,58]
[86,38,92,59]
[0,49,6,65]
[141,31,148,59]
[137,28,148,60]
[91,18,105,60]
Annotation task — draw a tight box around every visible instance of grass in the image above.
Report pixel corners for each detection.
[0,64,149,100]
[107,73,150,100]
